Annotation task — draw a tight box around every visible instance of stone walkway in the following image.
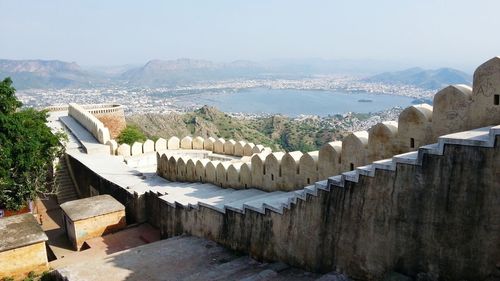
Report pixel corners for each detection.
[51,113,320,217]
[55,235,323,281]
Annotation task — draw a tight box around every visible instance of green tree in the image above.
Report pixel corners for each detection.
[0,77,65,210]
[117,124,146,145]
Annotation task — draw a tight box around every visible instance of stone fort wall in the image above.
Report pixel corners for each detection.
[146,132,500,280]
[85,57,500,195]
[152,57,500,192]
[63,56,500,280]
[48,103,126,141]
[68,103,111,144]
[91,109,126,139]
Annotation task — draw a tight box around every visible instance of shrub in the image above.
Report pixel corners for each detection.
[117,125,146,145]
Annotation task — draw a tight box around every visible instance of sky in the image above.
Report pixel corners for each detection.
[1,0,499,71]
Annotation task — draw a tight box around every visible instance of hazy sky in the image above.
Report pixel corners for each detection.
[1,0,499,71]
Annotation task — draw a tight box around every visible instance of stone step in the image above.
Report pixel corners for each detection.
[238,269,278,281]
[314,272,351,281]
[58,196,78,204]
[162,187,239,209]
[57,186,77,195]
[58,193,77,200]
[243,192,292,215]
[57,191,77,199]
[393,151,419,165]
[59,115,110,154]
[315,180,329,191]
[199,189,267,214]
[181,256,264,281]
[225,192,285,214]
[439,126,491,146]
[57,187,76,194]
[56,177,72,183]
[54,157,78,205]
[326,125,500,190]
[159,183,231,208]
[260,191,298,215]
[294,185,317,200]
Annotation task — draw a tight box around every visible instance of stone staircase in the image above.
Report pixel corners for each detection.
[148,181,305,216]
[61,118,499,279]
[328,125,498,188]
[144,124,500,280]
[54,157,78,204]
[146,125,500,220]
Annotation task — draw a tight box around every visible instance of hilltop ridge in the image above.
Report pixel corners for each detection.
[126,105,400,152]
[0,58,472,90]
[0,59,95,89]
[364,67,471,89]
[120,58,265,86]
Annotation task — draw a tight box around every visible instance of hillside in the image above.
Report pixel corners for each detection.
[0,59,96,89]
[120,59,266,86]
[364,67,471,89]
[126,106,346,152]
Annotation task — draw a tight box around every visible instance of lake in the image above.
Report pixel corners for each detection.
[193,88,416,116]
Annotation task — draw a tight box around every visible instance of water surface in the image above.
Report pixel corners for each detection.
[195,88,415,116]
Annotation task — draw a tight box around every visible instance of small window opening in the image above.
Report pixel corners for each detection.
[244,184,248,188]
[495,94,499,105]
[350,163,354,171]
[307,178,311,184]
[410,138,415,148]
[271,174,274,181]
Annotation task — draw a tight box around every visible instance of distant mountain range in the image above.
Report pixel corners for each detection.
[0,58,472,90]
[364,67,472,90]
[120,59,266,86]
[0,59,100,89]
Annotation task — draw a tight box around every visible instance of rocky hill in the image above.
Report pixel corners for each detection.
[120,59,265,86]
[364,67,471,89]
[126,106,347,152]
[0,59,96,89]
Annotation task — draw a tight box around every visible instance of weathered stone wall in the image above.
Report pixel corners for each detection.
[64,57,500,281]
[67,210,126,250]
[432,85,473,139]
[471,56,500,128]
[67,154,146,223]
[147,138,500,281]
[0,242,49,280]
[68,103,111,144]
[93,109,126,139]
[397,104,433,151]
[115,136,271,159]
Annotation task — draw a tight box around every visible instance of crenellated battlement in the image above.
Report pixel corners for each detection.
[64,56,500,194]
[67,103,111,144]
[150,55,500,192]
[48,56,500,280]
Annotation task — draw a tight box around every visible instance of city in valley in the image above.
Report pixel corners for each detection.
[18,76,433,132]
[19,76,433,114]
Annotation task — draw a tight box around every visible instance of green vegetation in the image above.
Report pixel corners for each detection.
[117,124,147,145]
[127,106,346,152]
[0,77,65,210]
[1,270,53,281]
